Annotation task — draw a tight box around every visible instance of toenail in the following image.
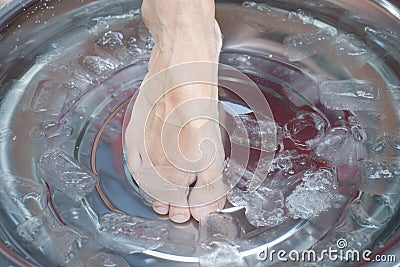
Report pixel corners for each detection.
[171,214,187,223]
[154,206,168,214]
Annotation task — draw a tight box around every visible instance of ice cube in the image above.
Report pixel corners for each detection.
[269,150,312,178]
[367,133,400,158]
[31,80,69,116]
[138,21,154,49]
[125,36,150,57]
[331,34,371,66]
[17,215,52,245]
[245,189,286,227]
[97,213,169,253]
[283,27,337,61]
[0,173,49,216]
[225,159,262,207]
[78,55,115,79]
[199,213,241,244]
[319,80,380,111]
[199,242,246,267]
[286,169,341,219]
[36,121,73,139]
[39,150,99,202]
[348,116,368,142]
[97,31,124,48]
[359,160,399,180]
[231,114,280,152]
[349,195,393,228]
[96,31,132,64]
[287,10,314,25]
[284,111,326,150]
[45,226,88,265]
[314,127,366,166]
[87,252,129,267]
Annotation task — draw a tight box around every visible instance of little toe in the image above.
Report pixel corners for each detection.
[152,201,169,215]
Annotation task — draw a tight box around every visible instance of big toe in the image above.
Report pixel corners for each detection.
[189,196,226,221]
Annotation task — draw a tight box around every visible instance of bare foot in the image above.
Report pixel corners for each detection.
[124,0,227,223]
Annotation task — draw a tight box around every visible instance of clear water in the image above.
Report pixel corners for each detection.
[0,0,400,266]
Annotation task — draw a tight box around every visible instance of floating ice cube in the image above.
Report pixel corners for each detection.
[287,10,314,25]
[348,116,368,142]
[97,213,169,253]
[319,80,380,111]
[125,37,151,57]
[269,150,312,178]
[245,189,286,227]
[31,80,69,115]
[33,121,73,139]
[284,111,326,150]
[97,31,124,48]
[314,127,367,166]
[331,34,371,66]
[78,55,115,79]
[138,22,154,50]
[359,160,399,180]
[367,133,400,158]
[286,169,341,219]
[39,150,99,202]
[200,213,241,244]
[87,252,129,267]
[96,31,132,64]
[17,215,52,245]
[349,195,393,228]
[199,242,246,267]
[0,173,49,216]
[231,114,280,152]
[45,226,88,265]
[283,27,337,61]
[225,159,262,207]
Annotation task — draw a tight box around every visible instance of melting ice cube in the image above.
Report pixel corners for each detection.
[285,169,342,219]
[283,27,337,61]
[0,172,49,216]
[284,111,326,150]
[200,213,241,244]
[331,34,371,66]
[44,226,88,265]
[319,80,380,111]
[245,189,287,227]
[39,150,99,202]
[17,215,52,245]
[199,242,246,267]
[367,133,400,158]
[314,127,367,166]
[231,114,280,152]
[349,195,393,228]
[78,55,116,81]
[97,213,169,253]
[31,80,69,116]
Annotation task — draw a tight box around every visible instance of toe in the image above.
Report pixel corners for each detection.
[190,196,226,221]
[152,201,169,215]
[169,205,191,223]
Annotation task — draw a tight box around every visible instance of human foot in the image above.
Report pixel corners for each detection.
[124,0,227,223]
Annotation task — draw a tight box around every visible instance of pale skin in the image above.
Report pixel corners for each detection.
[125,0,226,223]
